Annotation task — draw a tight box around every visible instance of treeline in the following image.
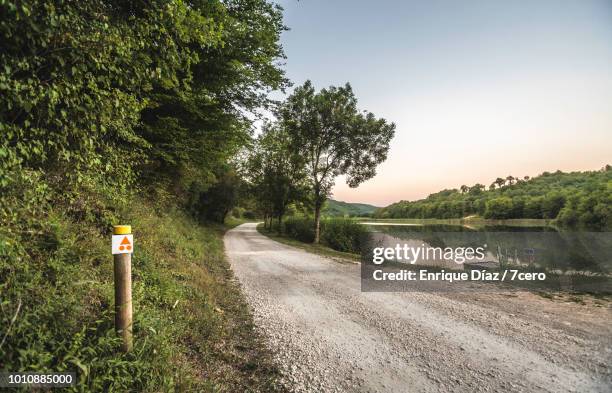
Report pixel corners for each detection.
[243,81,395,242]
[1,0,286,389]
[374,167,612,229]
[1,0,286,231]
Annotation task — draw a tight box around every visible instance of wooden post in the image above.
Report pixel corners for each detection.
[113,225,133,352]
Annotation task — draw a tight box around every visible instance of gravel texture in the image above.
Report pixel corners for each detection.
[224,223,612,393]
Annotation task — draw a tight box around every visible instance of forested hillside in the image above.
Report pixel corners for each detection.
[0,1,286,390]
[323,200,379,217]
[374,167,612,229]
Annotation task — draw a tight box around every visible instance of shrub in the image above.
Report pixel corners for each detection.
[321,218,368,254]
[281,217,368,254]
[283,217,315,243]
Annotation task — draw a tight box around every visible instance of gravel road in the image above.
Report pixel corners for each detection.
[224,223,612,393]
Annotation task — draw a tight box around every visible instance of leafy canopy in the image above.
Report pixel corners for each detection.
[279,80,395,203]
[278,80,395,241]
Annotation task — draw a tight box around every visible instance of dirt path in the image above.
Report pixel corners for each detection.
[224,223,612,393]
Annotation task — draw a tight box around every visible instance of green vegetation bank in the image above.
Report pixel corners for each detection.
[374,168,611,229]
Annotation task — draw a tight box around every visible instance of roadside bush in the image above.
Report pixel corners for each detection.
[281,217,368,254]
[321,218,368,254]
[283,217,315,243]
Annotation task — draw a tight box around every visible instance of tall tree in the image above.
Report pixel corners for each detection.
[469,183,485,194]
[279,81,395,242]
[245,122,307,230]
[136,0,288,204]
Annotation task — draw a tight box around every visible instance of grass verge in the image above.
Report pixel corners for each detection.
[1,198,284,392]
[256,224,360,264]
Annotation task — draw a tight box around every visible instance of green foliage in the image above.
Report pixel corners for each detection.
[243,210,257,220]
[278,80,395,241]
[0,0,287,228]
[320,218,368,254]
[282,217,367,253]
[1,0,221,198]
[188,167,242,223]
[0,198,281,391]
[484,197,514,219]
[244,122,308,223]
[323,199,378,217]
[136,0,287,202]
[1,0,287,390]
[283,217,315,243]
[375,166,612,230]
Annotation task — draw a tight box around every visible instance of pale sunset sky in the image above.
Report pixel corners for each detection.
[274,0,612,206]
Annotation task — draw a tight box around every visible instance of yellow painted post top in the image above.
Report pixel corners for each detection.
[113,225,131,235]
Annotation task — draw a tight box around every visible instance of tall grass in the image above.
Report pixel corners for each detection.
[0,197,282,392]
[281,217,368,254]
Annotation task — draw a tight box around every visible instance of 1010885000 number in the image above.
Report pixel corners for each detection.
[0,372,75,388]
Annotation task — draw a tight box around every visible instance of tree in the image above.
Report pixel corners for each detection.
[541,192,565,219]
[469,183,485,195]
[1,0,220,203]
[460,185,469,193]
[189,167,241,223]
[0,0,288,225]
[136,0,288,200]
[374,167,611,229]
[245,122,307,231]
[280,81,395,242]
[484,197,514,219]
[523,197,543,218]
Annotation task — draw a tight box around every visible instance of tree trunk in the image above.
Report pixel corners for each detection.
[277,215,282,234]
[314,203,321,244]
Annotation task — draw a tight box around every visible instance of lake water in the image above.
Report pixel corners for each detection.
[361,223,612,276]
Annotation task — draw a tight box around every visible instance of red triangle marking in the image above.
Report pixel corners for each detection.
[120,236,131,245]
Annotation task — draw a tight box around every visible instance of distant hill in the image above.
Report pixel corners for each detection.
[374,165,611,229]
[323,199,379,217]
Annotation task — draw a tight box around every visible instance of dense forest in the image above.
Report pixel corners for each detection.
[374,167,612,229]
